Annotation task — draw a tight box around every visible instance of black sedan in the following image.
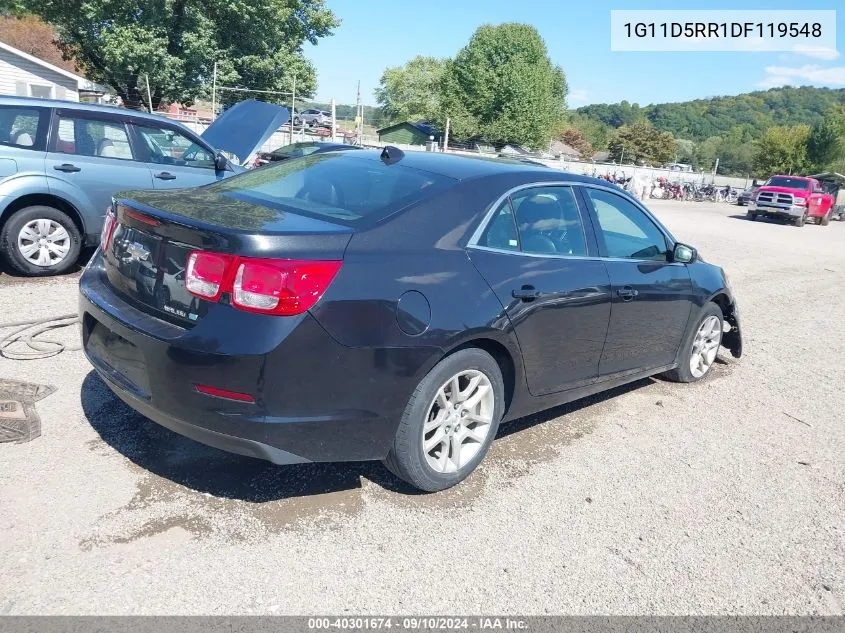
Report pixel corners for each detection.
[80,148,743,492]
[736,185,760,206]
[252,141,358,167]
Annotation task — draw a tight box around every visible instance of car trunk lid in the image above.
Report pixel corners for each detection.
[103,188,351,327]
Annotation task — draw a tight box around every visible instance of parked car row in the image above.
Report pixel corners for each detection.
[0,97,290,274]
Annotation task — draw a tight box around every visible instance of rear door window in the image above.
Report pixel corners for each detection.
[55,116,134,160]
[478,186,587,256]
[0,105,48,150]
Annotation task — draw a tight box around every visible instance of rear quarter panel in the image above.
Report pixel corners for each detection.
[309,175,532,391]
[0,148,48,217]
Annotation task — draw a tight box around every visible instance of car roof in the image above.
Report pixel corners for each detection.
[0,95,192,126]
[345,148,609,185]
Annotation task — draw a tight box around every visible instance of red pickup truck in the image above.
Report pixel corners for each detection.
[747,175,836,226]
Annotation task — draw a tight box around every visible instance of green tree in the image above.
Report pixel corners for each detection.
[374,56,446,124]
[0,0,26,15]
[754,125,811,176]
[567,112,612,152]
[438,23,567,148]
[608,121,676,165]
[693,135,757,175]
[675,139,696,165]
[26,0,339,110]
[806,118,843,171]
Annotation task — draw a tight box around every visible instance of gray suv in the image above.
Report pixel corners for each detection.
[0,97,288,275]
[293,108,332,127]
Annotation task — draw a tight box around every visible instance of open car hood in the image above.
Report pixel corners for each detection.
[201,99,290,165]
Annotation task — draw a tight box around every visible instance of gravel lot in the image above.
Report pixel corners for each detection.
[0,200,843,615]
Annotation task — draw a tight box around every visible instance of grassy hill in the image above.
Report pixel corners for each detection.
[576,86,845,143]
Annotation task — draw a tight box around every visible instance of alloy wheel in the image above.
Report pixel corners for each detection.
[422,369,495,473]
[17,219,71,267]
[690,315,722,379]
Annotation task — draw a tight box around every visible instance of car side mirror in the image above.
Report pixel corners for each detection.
[214,151,228,171]
[673,243,696,264]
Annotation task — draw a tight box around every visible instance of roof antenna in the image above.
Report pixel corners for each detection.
[381,145,405,165]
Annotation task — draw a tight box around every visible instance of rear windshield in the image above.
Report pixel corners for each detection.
[205,153,455,224]
[270,142,322,157]
[766,176,811,190]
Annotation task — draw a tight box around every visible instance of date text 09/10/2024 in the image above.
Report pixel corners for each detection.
[307,617,528,630]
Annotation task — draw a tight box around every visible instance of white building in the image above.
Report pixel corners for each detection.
[0,41,105,102]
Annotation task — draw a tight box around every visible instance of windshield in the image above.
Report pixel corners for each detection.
[204,153,455,224]
[765,176,811,190]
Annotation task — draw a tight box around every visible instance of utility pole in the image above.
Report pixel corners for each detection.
[443,117,450,153]
[211,61,217,121]
[290,73,296,145]
[355,80,364,144]
[144,74,153,113]
[330,97,336,142]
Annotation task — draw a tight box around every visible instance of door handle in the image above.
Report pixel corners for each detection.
[154,172,177,181]
[616,286,639,301]
[53,163,81,173]
[512,285,542,301]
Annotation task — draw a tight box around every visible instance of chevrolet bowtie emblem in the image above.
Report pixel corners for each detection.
[125,241,150,261]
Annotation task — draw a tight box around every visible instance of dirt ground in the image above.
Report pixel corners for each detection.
[0,200,842,614]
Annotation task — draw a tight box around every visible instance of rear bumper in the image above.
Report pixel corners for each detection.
[79,254,436,464]
[97,364,310,465]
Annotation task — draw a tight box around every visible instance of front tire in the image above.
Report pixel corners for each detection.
[383,348,504,492]
[794,212,806,227]
[747,212,757,221]
[662,303,724,383]
[0,205,81,276]
[820,212,830,226]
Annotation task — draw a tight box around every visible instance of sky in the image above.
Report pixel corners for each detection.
[304,0,844,108]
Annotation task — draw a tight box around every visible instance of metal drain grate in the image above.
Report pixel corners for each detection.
[0,379,56,444]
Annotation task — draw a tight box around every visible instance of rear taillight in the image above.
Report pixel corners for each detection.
[100,206,116,252]
[233,259,342,315]
[185,251,341,316]
[185,251,234,301]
